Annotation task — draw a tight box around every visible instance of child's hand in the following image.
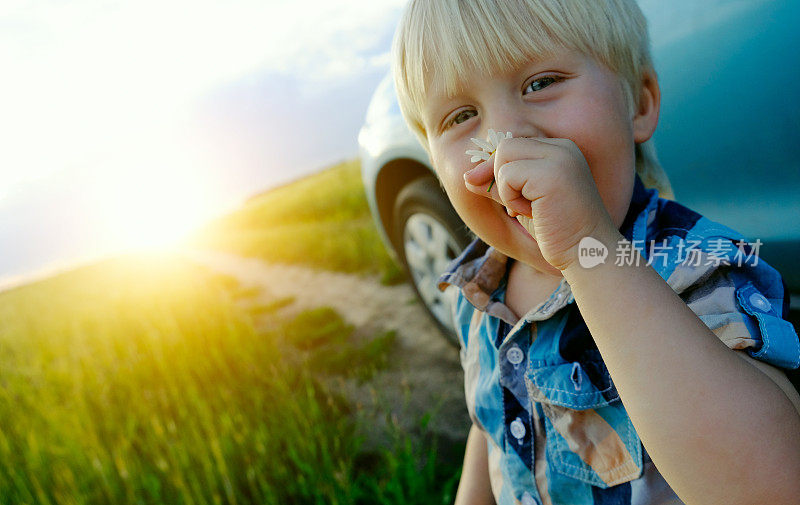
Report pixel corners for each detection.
[463,136,615,271]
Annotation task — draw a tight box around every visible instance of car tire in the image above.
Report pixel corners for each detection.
[394,176,473,347]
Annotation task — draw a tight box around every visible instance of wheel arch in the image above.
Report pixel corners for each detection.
[374,158,441,252]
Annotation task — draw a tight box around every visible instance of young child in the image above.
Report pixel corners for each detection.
[391,1,800,504]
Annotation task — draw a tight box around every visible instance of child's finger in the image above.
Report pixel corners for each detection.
[495,159,544,217]
[465,174,529,217]
[463,157,495,187]
[492,136,554,170]
[464,154,504,203]
[502,196,533,217]
[464,173,500,200]
[464,174,507,211]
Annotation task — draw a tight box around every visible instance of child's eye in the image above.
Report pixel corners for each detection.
[445,109,477,130]
[524,76,561,93]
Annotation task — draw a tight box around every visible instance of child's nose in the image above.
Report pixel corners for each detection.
[479,128,544,142]
[507,123,545,140]
[482,102,545,140]
[483,119,544,141]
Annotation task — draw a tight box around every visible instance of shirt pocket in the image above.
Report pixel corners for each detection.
[526,355,643,488]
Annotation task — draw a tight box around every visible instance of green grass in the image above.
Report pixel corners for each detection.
[245,296,296,317]
[0,254,460,504]
[188,159,404,284]
[283,307,398,382]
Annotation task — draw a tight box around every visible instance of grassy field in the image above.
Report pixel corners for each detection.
[0,254,461,504]
[188,159,404,284]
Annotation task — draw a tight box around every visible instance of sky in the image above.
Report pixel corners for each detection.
[0,0,407,289]
[0,0,782,291]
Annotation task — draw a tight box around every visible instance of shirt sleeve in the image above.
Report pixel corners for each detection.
[657,235,800,371]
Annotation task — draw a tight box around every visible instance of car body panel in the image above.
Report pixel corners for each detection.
[644,0,800,288]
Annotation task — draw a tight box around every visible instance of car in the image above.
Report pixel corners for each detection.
[357,0,800,348]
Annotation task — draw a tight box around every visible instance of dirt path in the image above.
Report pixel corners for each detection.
[181,250,471,456]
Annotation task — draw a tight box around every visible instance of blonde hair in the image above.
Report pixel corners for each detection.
[392,0,674,199]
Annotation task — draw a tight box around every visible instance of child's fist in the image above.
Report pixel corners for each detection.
[464,136,615,271]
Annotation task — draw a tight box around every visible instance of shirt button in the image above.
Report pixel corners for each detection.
[748,292,771,312]
[510,417,526,441]
[506,345,524,365]
[522,492,537,505]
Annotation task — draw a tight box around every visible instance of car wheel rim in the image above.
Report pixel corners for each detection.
[403,213,461,331]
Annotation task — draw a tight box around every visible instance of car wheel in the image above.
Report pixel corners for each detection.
[394,176,473,346]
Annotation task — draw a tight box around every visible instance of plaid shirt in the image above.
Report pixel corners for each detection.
[438,173,799,505]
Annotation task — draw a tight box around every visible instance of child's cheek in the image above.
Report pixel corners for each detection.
[433,153,472,191]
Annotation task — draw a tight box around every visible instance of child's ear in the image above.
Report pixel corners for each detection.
[632,68,660,144]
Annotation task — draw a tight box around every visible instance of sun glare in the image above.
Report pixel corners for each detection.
[87,146,221,254]
[0,0,407,286]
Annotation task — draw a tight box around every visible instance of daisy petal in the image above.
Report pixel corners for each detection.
[487,129,499,146]
[466,151,491,161]
[470,155,484,163]
[470,137,495,152]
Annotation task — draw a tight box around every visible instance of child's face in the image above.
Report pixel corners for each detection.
[421,48,648,274]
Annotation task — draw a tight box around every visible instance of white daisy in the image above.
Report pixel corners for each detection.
[465,129,512,163]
